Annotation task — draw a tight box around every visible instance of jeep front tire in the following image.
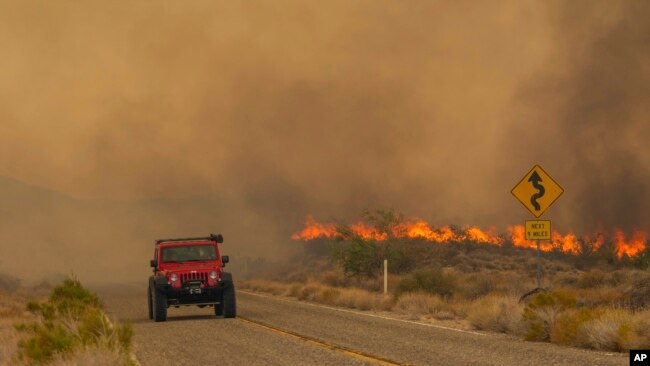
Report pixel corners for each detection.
[152,287,167,322]
[147,287,153,320]
[222,283,237,318]
[214,297,224,316]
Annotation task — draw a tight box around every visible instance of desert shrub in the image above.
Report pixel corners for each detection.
[297,283,321,301]
[335,288,377,310]
[314,287,341,305]
[523,289,577,341]
[48,277,103,318]
[573,287,626,308]
[395,267,456,298]
[605,270,630,286]
[576,309,646,351]
[467,295,523,333]
[554,272,579,287]
[49,345,126,366]
[286,283,302,298]
[632,309,650,341]
[576,269,606,289]
[550,308,599,345]
[321,270,347,287]
[393,293,445,317]
[627,276,650,310]
[461,274,496,299]
[17,277,134,365]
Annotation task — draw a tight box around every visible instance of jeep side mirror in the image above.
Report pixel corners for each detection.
[150,259,158,268]
[221,255,229,264]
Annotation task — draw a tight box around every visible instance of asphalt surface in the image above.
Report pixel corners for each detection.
[97,283,627,366]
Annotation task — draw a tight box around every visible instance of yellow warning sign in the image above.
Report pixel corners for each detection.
[525,220,552,240]
[511,164,563,218]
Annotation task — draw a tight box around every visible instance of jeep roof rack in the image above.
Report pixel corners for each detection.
[156,233,223,245]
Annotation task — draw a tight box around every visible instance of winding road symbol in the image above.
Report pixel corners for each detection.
[528,171,545,211]
[511,164,563,218]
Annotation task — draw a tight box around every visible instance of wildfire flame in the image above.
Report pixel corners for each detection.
[292,216,647,259]
[614,230,647,258]
[290,216,337,241]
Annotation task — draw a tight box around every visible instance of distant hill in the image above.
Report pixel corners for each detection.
[0,176,277,283]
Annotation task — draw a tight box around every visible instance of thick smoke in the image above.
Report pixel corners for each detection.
[503,1,650,233]
[0,1,647,281]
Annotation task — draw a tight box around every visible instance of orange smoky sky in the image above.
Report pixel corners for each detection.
[0,1,648,280]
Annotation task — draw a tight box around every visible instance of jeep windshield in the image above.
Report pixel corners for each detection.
[161,245,217,263]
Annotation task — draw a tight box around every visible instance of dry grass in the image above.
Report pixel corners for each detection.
[48,346,126,366]
[240,279,393,311]
[572,287,626,308]
[576,308,650,351]
[467,295,524,334]
[0,279,138,366]
[243,279,292,296]
[241,275,650,352]
[393,293,445,318]
[243,253,650,353]
[0,291,34,365]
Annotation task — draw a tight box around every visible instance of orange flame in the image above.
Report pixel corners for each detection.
[614,230,646,258]
[349,222,388,240]
[552,231,580,255]
[291,216,337,240]
[292,216,647,259]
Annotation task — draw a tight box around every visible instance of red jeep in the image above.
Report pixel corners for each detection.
[148,234,236,322]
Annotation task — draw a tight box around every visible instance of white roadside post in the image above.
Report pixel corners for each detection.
[384,259,388,295]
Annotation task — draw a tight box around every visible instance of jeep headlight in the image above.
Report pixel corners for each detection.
[209,271,218,280]
[170,273,178,282]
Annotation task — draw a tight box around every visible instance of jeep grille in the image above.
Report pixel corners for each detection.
[181,272,208,284]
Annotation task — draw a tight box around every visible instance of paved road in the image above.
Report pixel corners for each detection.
[97,283,627,366]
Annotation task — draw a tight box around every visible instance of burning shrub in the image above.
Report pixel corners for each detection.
[324,210,420,278]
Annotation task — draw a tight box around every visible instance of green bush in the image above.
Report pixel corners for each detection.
[49,277,102,316]
[17,276,133,364]
[395,267,456,298]
[329,209,415,278]
[550,308,599,345]
[523,290,577,341]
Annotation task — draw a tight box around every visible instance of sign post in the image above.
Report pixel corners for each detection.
[512,165,563,289]
[525,220,552,288]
